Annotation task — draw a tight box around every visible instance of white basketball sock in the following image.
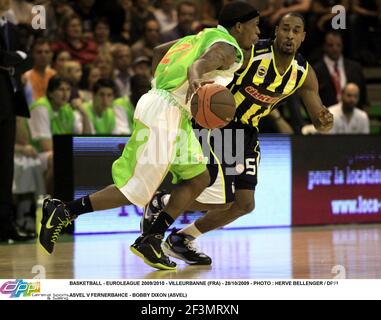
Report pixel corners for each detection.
[178,222,203,239]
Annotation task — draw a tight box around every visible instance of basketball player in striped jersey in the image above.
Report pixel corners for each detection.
[142,13,334,265]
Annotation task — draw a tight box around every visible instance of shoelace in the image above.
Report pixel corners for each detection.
[183,237,200,253]
[51,216,73,243]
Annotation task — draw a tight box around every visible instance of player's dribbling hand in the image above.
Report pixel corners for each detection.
[186,79,214,103]
[313,107,334,133]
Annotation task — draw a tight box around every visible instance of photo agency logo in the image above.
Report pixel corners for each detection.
[0,280,40,298]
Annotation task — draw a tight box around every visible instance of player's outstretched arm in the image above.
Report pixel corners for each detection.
[298,66,334,133]
[152,39,179,74]
[186,42,237,103]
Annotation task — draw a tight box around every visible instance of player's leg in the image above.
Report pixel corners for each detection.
[164,133,260,265]
[140,149,231,233]
[160,189,253,265]
[132,113,210,241]
[129,91,214,270]
[194,189,255,233]
[155,156,235,265]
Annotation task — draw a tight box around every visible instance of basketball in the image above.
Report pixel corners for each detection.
[191,83,236,129]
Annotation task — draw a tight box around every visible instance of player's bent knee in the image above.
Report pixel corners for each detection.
[236,199,255,215]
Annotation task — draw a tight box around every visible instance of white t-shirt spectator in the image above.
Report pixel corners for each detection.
[328,103,370,134]
[28,106,83,140]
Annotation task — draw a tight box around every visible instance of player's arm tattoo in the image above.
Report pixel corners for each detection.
[298,66,334,133]
[186,42,236,102]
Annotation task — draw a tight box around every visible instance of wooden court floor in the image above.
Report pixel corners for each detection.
[1,224,380,279]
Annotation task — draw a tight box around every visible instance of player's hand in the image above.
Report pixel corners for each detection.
[21,145,38,158]
[313,107,334,133]
[185,79,214,104]
[71,98,86,114]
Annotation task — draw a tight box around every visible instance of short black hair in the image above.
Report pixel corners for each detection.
[31,37,51,51]
[325,30,343,40]
[218,1,259,29]
[177,0,196,14]
[278,13,306,30]
[47,76,71,94]
[92,78,116,95]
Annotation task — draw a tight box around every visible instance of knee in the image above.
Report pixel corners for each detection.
[236,198,255,216]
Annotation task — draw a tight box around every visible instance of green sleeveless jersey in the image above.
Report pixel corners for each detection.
[154,25,243,92]
[84,102,116,134]
[30,96,75,134]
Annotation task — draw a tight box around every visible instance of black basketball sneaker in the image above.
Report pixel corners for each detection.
[130,233,177,270]
[162,229,212,265]
[39,198,75,254]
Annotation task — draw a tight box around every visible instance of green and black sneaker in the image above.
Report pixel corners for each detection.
[130,233,177,270]
[39,198,75,254]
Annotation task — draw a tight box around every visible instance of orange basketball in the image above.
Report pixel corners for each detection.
[191,83,236,129]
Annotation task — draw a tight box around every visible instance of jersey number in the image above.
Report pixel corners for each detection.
[245,158,256,176]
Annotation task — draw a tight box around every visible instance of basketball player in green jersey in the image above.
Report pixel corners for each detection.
[38,1,261,270]
[142,13,334,265]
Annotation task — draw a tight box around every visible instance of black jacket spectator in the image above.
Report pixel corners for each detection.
[314,58,368,108]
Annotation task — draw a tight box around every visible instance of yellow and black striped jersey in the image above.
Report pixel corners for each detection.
[227,39,309,129]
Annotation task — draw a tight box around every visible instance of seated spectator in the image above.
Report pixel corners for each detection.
[93,17,113,55]
[132,56,152,80]
[161,0,197,43]
[350,0,381,65]
[303,83,370,135]
[314,31,368,109]
[153,0,177,33]
[52,14,98,65]
[112,44,133,97]
[52,49,72,76]
[105,0,133,41]
[112,20,133,46]
[130,0,155,44]
[43,0,75,40]
[79,65,102,103]
[23,38,56,105]
[304,0,349,62]
[83,79,132,134]
[195,0,222,30]
[28,76,92,193]
[327,83,370,134]
[93,53,114,80]
[267,0,312,26]
[72,0,98,35]
[61,60,83,101]
[131,18,161,60]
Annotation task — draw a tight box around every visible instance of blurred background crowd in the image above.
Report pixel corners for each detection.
[2,0,381,237]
